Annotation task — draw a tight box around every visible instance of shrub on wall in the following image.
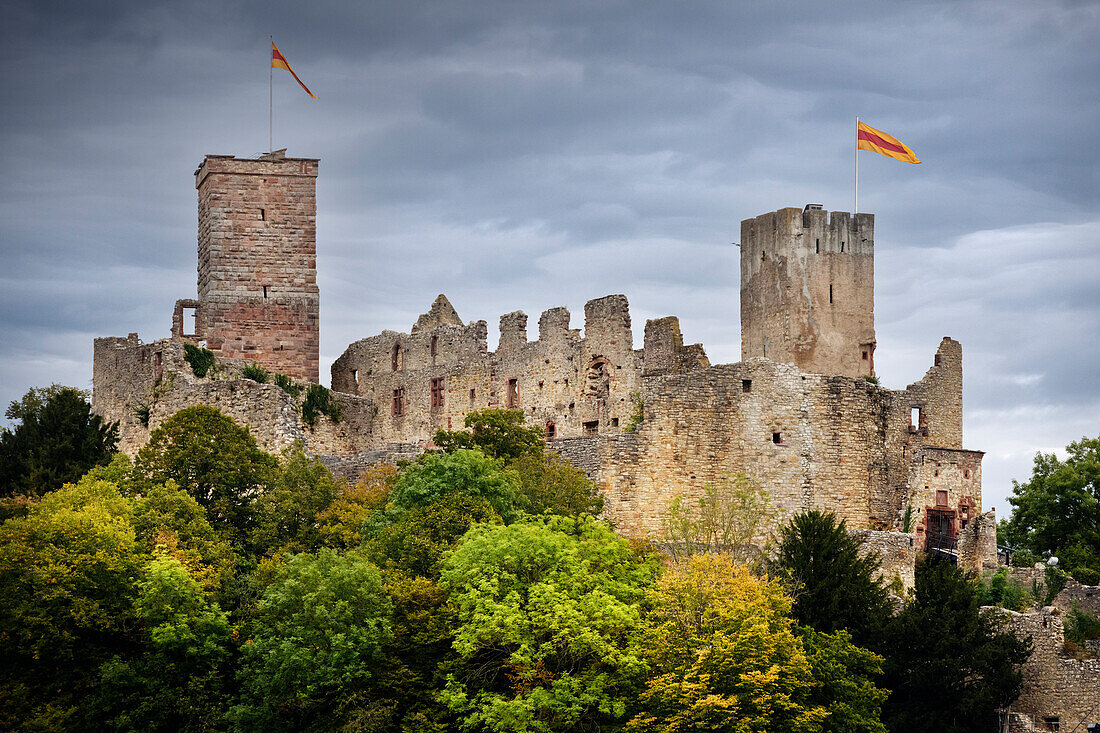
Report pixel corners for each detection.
[301,384,342,427]
[242,362,269,384]
[273,373,303,398]
[182,344,216,378]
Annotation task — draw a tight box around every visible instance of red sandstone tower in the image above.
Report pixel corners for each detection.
[178,150,320,382]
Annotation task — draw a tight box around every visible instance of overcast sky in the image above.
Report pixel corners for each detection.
[2,0,1098,517]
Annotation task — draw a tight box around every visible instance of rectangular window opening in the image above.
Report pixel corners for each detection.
[259,208,265,221]
[262,285,268,299]
[936,490,948,507]
[772,432,782,444]
[611,417,619,428]
[430,335,438,358]
[430,377,445,409]
[506,379,519,409]
[546,421,556,440]
[469,388,476,405]
[815,238,820,253]
[742,379,752,393]
[392,388,405,417]
[910,406,920,426]
[934,353,942,366]
[583,420,599,435]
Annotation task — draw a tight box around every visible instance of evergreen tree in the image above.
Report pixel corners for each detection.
[773,510,893,648]
[880,558,1030,732]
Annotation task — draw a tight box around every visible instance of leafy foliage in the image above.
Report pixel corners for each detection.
[659,474,775,565]
[183,344,216,378]
[273,372,303,398]
[1002,434,1100,577]
[509,451,604,517]
[0,384,118,497]
[434,408,544,461]
[133,406,277,543]
[88,552,231,731]
[627,554,828,733]
[799,627,888,733]
[772,511,893,648]
[0,476,142,729]
[880,558,1031,732]
[232,549,393,730]
[388,448,523,522]
[301,383,343,426]
[241,362,269,383]
[252,448,340,557]
[317,463,399,549]
[439,515,657,732]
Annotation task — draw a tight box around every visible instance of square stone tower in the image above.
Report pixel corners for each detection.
[192,150,319,382]
[740,205,875,378]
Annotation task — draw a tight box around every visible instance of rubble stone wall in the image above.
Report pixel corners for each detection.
[1001,607,1100,726]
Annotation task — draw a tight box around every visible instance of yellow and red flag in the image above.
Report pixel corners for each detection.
[857,121,919,164]
[271,41,318,99]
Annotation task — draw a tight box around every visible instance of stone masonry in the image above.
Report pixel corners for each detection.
[92,153,995,568]
[173,150,320,382]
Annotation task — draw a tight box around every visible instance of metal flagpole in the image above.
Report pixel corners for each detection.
[854,117,859,214]
[269,36,273,153]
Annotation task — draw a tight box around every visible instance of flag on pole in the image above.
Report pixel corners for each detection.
[857,121,919,164]
[271,41,318,99]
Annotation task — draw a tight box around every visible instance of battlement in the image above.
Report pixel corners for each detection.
[194,150,319,187]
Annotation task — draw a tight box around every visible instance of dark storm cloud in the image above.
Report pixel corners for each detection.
[2,0,1098,513]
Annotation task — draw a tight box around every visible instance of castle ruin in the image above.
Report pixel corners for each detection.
[92,152,993,561]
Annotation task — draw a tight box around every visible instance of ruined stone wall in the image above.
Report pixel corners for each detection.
[193,151,320,382]
[957,510,999,573]
[93,336,373,457]
[330,294,707,447]
[1000,607,1100,727]
[596,339,980,541]
[740,207,876,379]
[854,530,918,592]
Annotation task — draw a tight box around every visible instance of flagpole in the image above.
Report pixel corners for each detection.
[854,117,859,214]
[269,36,273,153]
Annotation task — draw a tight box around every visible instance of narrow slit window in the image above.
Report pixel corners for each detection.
[259,208,266,221]
[391,343,401,371]
[829,284,834,304]
[430,335,438,358]
[262,285,268,299]
[469,388,476,404]
[840,242,845,252]
[506,379,519,409]
[815,238,820,253]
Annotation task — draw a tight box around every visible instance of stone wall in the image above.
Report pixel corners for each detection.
[330,293,707,446]
[740,207,876,379]
[957,509,999,573]
[1000,607,1100,727]
[595,338,978,540]
[854,530,918,592]
[92,336,372,457]
[192,151,320,382]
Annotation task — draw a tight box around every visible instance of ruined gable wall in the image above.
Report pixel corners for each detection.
[330,295,707,446]
[93,337,374,457]
[1000,607,1100,726]
[740,207,875,379]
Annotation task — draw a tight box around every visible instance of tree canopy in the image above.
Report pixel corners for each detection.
[1002,434,1100,575]
[433,408,545,461]
[0,384,118,497]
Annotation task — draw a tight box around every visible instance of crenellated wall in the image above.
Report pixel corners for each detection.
[330,293,708,446]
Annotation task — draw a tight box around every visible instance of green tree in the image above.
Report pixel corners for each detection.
[252,447,340,556]
[659,474,776,566]
[317,463,398,550]
[1003,434,1100,575]
[880,558,1031,732]
[798,627,888,733]
[510,452,604,517]
[388,448,523,522]
[0,476,143,729]
[132,406,277,543]
[439,515,657,732]
[231,548,393,731]
[627,553,827,733]
[0,384,118,497]
[434,408,544,461]
[772,510,893,648]
[88,551,231,731]
[366,492,501,579]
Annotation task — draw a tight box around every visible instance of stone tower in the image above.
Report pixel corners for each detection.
[739,205,875,378]
[190,150,320,382]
